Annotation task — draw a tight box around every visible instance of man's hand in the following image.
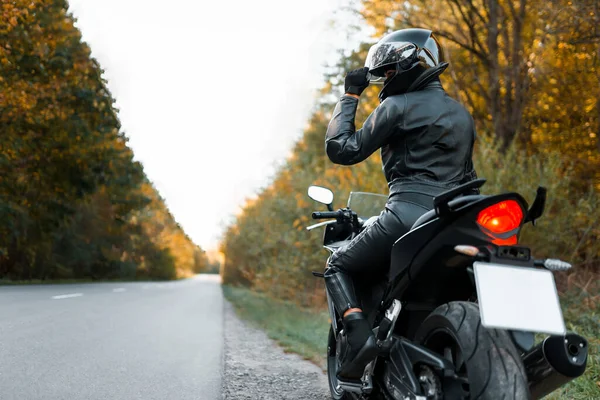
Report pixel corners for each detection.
[344,67,370,97]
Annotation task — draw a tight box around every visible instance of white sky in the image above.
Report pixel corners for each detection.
[67,0,364,250]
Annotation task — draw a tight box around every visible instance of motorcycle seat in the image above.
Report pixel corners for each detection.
[410,195,488,230]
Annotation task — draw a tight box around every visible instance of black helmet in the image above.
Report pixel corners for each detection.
[365,28,448,99]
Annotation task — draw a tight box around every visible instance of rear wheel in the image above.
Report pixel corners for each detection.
[414,302,530,400]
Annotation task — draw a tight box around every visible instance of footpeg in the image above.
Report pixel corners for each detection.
[377,317,393,341]
[336,371,373,395]
[336,378,364,394]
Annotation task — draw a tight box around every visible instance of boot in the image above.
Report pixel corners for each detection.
[337,312,378,380]
[324,266,378,381]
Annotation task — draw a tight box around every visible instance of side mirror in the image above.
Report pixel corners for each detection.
[525,186,547,225]
[308,186,334,211]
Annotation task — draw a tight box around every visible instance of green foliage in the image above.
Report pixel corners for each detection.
[203,260,221,275]
[474,137,600,276]
[0,1,208,281]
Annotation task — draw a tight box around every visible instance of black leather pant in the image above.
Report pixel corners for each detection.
[325,190,437,318]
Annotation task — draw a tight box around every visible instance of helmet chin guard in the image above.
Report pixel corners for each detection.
[378,62,449,102]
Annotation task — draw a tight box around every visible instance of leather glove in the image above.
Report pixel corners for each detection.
[344,67,370,96]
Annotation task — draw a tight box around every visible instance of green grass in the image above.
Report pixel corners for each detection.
[545,291,600,399]
[223,285,599,397]
[222,285,330,367]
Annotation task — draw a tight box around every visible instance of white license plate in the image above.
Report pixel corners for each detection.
[473,262,566,335]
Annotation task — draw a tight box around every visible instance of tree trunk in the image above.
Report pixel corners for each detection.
[487,0,504,146]
[509,0,528,144]
[597,43,600,155]
[596,97,600,154]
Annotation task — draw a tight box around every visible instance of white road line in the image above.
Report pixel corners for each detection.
[51,293,83,300]
[112,288,126,292]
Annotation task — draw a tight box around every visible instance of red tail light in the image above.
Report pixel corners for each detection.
[477,200,524,245]
[491,236,518,245]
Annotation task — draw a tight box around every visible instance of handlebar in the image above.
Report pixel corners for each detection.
[312,211,342,220]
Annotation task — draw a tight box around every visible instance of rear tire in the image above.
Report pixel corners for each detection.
[414,302,530,400]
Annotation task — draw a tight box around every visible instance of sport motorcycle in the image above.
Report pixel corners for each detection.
[306,179,588,400]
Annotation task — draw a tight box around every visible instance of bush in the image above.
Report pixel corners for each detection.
[475,137,600,289]
[221,134,600,305]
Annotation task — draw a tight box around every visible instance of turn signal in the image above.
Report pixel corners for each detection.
[454,245,480,257]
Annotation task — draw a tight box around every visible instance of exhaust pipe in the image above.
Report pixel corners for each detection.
[522,333,588,399]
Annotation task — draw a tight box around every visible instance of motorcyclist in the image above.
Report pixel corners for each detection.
[324,28,479,381]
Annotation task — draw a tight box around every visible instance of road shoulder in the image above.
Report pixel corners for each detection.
[222,301,330,400]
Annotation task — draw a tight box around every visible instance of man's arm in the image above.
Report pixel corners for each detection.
[325,95,400,165]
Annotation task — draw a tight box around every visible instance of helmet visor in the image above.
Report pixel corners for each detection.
[365,41,419,83]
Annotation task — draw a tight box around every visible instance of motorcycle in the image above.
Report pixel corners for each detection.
[306,179,588,400]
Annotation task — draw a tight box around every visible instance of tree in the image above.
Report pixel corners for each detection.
[360,0,599,182]
[0,0,206,281]
[362,0,542,148]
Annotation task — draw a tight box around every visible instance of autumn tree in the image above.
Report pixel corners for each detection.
[359,0,599,182]
[221,0,600,306]
[0,0,207,281]
[525,0,600,183]
[361,0,543,148]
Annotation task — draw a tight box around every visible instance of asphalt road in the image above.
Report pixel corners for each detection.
[0,275,223,400]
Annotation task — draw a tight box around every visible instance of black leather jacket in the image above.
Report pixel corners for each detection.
[326,81,478,198]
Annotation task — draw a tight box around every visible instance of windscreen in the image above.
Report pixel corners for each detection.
[347,192,388,219]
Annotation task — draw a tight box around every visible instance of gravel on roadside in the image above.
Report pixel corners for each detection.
[221,301,331,400]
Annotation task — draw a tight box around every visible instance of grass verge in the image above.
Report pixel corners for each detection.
[224,285,599,397]
[546,290,600,399]
[222,285,330,368]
